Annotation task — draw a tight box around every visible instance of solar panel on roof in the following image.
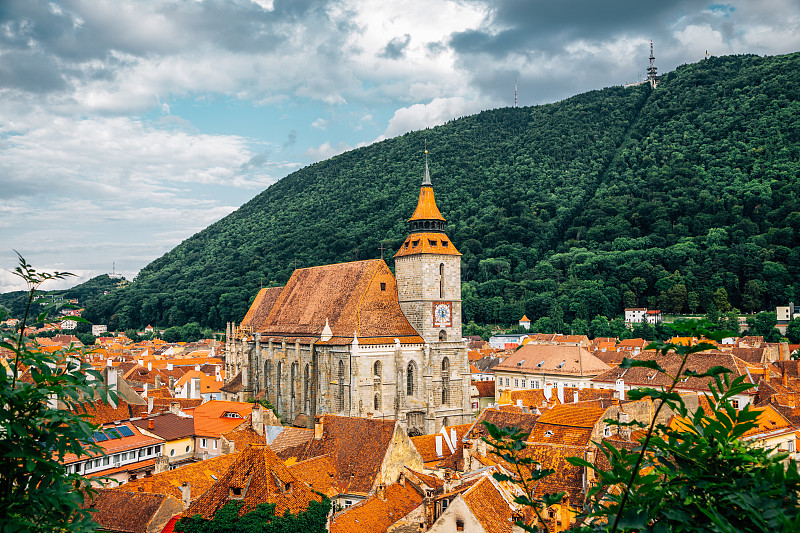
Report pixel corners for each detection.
[92,431,109,442]
[117,426,134,437]
[105,429,121,439]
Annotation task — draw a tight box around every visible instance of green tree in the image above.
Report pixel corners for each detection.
[175,499,331,533]
[786,317,800,344]
[162,326,182,343]
[746,311,782,342]
[569,320,800,532]
[181,322,202,342]
[0,255,114,531]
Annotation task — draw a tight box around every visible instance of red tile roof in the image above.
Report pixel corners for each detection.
[83,489,181,533]
[248,260,424,345]
[192,400,255,438]
[119,453,239,501]
[394,232,462,258]
[277,415,402,495]
[183,444,322,520]
[330,481,424,533]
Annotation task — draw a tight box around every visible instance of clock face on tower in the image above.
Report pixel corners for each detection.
[433,301,453,328]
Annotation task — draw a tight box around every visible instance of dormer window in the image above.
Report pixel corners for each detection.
[429,239,437,246]
[442,240,449,247]
[412,240,420,247]
[404,241,409,248]
[380,282,386,291]
[230,487,243,499]
[544,430,554,437]
[221,412,242,418]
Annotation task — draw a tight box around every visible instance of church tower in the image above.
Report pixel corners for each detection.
[394,153,462,344]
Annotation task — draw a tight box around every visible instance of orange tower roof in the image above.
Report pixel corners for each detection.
[408,185,445,222]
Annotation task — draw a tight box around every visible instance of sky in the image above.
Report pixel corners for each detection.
[1,0,799,293]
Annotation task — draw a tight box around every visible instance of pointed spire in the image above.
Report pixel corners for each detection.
[422,149,431,186]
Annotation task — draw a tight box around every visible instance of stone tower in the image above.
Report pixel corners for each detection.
[394,153,462,344]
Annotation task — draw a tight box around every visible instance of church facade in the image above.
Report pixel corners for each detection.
[222,160,472,435]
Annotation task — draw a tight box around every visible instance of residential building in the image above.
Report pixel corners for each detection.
[492,344,611,400]
[191,400,255,458]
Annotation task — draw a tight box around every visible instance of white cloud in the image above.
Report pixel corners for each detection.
[311,118,328,129]
[304,141,354,161]
[380,96,489,140]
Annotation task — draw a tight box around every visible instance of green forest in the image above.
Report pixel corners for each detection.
[44,52,800,332]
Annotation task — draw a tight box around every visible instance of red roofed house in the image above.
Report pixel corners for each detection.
[192,400,258,458]
[62,421,166,487]
[224,161,472,435]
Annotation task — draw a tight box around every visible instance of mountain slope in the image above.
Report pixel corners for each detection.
[83,52,800,331]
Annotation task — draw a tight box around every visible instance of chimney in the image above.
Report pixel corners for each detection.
[191,377,201,399]
[516,399,523,408]
[169,402,181,415]
[169,376,175,390]
[251,404,264,436]
[314,416,324,440]
[616,379,625,401]
[147,361,152,371]
[765,365,770,381]
[377,483,386,501]
[107,367,117,393]
[543,383,552,400]
[783,365,789,388]
[148,418,154,430]
[398,471,405,486]
[147,396,153,414]
[138,359,144,366]
[167,362,173,371]
[155,375,161,389]
[106,358,112,367]
[435,435,443,457]
[557,382,564,404]
[180,482,191,509]
[144,382,149,397]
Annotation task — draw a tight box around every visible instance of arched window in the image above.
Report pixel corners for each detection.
[441,357,450,405]
[374,360,381,379]
[407,362,416,397]
[290,362,298,400]
[264,360,272,393]
[439,263,445,298]
[303,364,310,412]
[439,330,447,341]
[337,360,345,412]
[374,393,381,411]
[276,361,284,407]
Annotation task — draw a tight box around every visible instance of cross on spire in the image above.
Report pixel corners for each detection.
[378,243,387,259]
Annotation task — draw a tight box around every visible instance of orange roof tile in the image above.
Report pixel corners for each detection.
[83,489,180,533]
[394,232,461,258]
[461,476,521,533]
[276,415,402,495]
[408,184,445,222]
[193,401,255,438]
[239,287,283,331]
[250,260,423,345]
[119,453,239,501]
[330,482,424,533]
[410,424,472,463]
[183,444,322,520]
[287,454,341,498]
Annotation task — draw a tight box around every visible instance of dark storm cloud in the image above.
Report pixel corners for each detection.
[450,0,696,54]
[0,0,339,94]
[380,34,411,59]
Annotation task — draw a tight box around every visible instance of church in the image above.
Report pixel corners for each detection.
[222,158,472,435]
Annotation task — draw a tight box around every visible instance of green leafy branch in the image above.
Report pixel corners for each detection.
[482,422,565,533]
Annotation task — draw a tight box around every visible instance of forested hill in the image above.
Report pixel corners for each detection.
[82,52,800,332]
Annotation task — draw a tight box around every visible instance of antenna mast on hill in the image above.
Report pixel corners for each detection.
[647,40,660,88]
[514,78,518,107]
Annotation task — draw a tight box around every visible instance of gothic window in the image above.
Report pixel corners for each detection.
[290,362,298,399]
[407,362,416,397]
[337,360,345,412]
[374,360,381,379]
[276,362,283,407]
[439,263,444,298]
[374,393,381,411]
[441,357,450,405]
[264,360,272,392]
[303,364,310,411]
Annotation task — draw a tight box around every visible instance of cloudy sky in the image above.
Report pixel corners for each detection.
[1,0,799,292]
